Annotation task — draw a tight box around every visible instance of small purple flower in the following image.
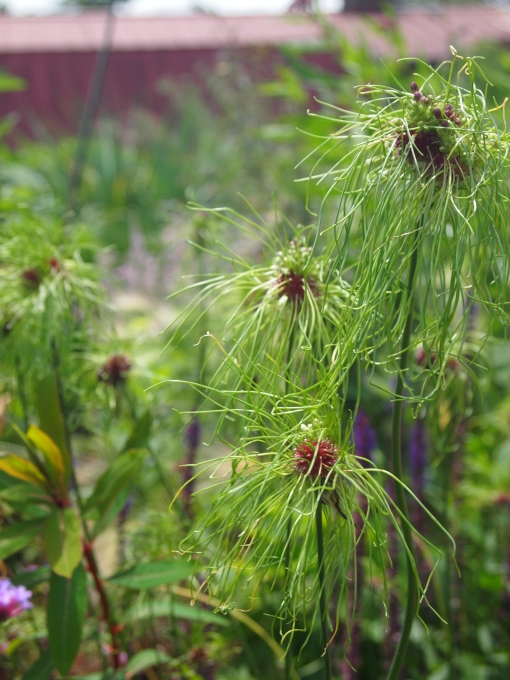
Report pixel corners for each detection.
[0,578,32,622]
[118,493,134,526]
[354,409,377,463]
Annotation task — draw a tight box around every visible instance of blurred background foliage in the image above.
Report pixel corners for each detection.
[1,12,510,680]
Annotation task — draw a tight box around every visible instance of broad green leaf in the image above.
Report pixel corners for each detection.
[108,560,195,590]
[125,649,172,678]
[0,482,54,506]
[0,518,45,560]
[84,449,147,538]
[0,454,49,490]
[26,425,66,488]
[125,597,229,627]
[21,650,54,680]
[44,508,82,578]
[33,372,71,481]
[91,486,130,540]
[122,410,152,451]
[12,566,51,589]
[47,564,87,676]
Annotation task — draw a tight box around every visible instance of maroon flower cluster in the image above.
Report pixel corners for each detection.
[276,271,317,304]
[21,268,41,289]
[21,259,62,291]
[294,438,338,479]
[415,347,459,372]
[98,354,132,387]
[395,82,466,179]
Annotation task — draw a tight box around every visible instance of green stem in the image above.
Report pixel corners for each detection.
[386,226,421,680]
[53,365,121,670]
[316,501,332,680]
[284,518,292,680]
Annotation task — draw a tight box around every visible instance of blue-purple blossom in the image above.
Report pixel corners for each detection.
[0,578,32,622]
[353,409,377,462]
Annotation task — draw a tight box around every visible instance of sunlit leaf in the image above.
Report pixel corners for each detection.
[27,425,66,488]
[43,508,82,578]
[33,372,71,481]
[0,454,49,490]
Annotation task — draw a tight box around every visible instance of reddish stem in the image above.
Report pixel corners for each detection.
[84,541,120,670]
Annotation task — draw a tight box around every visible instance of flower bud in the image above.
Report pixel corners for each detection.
[410,82,419,93]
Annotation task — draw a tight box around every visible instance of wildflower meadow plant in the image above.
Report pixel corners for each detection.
[0,578,32,622]
[170,50,510,680]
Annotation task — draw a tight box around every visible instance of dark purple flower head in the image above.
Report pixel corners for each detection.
[21,268,41,290]
[354,409,377,462]
[0,578,32,622]
[98,354,132,387]
[294,439,338,479]
[118,493,134,525]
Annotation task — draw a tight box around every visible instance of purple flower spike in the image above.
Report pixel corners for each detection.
[354,409,377,463]
[409,418,428,498]
[0,578,32,622]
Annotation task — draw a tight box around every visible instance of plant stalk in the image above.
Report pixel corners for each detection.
[84,542,120,670]
[316,501,332,680]
[386,225,421,680]
[53,362,122,671]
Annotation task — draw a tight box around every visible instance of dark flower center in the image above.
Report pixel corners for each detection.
[98,354,132,387]
[21,269,41,289]
[276,270,317,303]
[294,439,338,479]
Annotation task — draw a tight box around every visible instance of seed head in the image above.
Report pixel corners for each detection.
[294,438,338,479]
[276,270,317,303]
[98,354,132,387]
[21,268,41,289]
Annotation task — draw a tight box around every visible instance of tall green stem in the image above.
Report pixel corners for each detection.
[386,225,421,680]
[316,502,332,680]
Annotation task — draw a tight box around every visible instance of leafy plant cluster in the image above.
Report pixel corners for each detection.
[2,20,510,680]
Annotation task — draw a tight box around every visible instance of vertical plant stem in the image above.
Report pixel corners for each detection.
[315,502,332,680]
[386,224,421,680]
[284,518,292,680]
[284,324,296,680]
[83,542,120,670]
[69,1,115,205]
[53,363,121,671]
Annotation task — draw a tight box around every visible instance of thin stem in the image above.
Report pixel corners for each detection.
[84,543,120,670]
[68,1,115,205]
[53,364,121,671]
[284,518,292,680]
[316,501,332,680]
[386,223,421,680]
